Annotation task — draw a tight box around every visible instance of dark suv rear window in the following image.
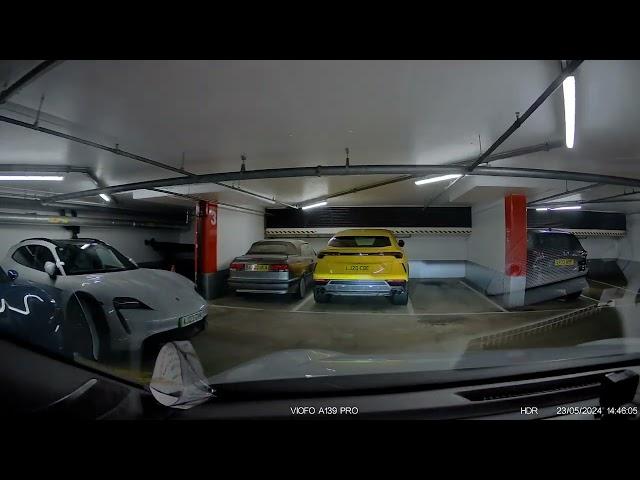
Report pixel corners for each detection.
[534,233,583,251]
[328,236,392,247]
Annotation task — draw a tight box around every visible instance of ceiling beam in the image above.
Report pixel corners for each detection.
[43,163,640,203]
[0,60,62,104]
[466,60,583,171]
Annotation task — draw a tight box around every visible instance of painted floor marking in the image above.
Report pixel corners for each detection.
[580,294,600,303]
[291,293,315,312]
[591,279,637,294]
[406,296,416,315]
[457,280,508,312]
[209,302,585,317]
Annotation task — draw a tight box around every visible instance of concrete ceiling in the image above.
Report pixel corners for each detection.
[1,60,640,212]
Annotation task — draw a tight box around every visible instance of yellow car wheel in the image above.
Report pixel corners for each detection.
[313,288,330,303]
[390,290,409,305]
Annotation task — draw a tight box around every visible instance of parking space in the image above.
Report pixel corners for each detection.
[178,277,605,377]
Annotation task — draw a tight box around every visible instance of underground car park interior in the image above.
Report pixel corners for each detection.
[1,59,640,422]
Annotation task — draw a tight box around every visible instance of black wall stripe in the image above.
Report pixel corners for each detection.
[527,209,626,230]
[265,207,472,228]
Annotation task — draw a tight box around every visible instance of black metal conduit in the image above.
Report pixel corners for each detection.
[300,141,563,206]
[150,188,267,215]
[466,60,584,171]
[0,61,62,104]
[0,114,295,208]
[44,164,640,203]
[0,114,192,176]
[527,183,603,205]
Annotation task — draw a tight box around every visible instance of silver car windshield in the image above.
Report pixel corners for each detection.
[55,242,137,275]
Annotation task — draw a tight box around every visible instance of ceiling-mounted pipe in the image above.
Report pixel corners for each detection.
[0,61,63,104]
[44,163,640,204]
[150,188,266,216]
[0,211,186,230]
[0,113,296,208]
[269,141,564,207]
[466,60,584,171]
[528,183,602,205]
[0,163,118,205]
[0,114,192,176]
[531,189,640,208]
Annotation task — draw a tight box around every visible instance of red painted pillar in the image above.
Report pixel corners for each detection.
[195,200,218,299]
[505,194,527,277]
[504,194,527,306]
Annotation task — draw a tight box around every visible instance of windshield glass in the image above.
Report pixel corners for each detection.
[3,60,640,419]
[328,236,392,247]
[55,242,136,274]
[247,241,298,255]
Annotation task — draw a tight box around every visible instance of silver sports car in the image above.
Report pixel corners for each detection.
[0,238,207,361]
[228,239,317,298]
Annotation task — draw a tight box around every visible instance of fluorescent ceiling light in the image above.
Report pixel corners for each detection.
[0,175,64,181]
[301,201,327,210]
[535,207,550,211]
[552,205,581,210]
[99,193,111,202]
[414,174,462,186]
[563,75,575,149]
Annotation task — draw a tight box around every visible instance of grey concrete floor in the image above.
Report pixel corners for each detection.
[102,278,633,383]
[190,278,604,377]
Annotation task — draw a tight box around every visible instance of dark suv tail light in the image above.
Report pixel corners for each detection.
[269,264,289,272]
[230,262,245,271]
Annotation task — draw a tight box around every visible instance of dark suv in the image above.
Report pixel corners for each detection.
[526,229,588,298]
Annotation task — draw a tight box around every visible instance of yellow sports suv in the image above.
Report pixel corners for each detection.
[313,229,409,305]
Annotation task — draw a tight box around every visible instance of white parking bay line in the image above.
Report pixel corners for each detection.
[458,280,508,312]
[580,294,600,303]
[591,279,636,293]
[406,297,416,315]
[291,293,315,312]
[209,303,265,311]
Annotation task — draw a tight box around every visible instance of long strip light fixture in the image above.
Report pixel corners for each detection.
[414,173,462,186]
[0,175,64,181]
[301,201,328,210]
[535,205,582,211]
[563,75,576,149]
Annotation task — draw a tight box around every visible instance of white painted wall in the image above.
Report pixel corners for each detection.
[619,213,640,261]
[579,237,620,259]
[467,199,505,273]
[216,206,265,270]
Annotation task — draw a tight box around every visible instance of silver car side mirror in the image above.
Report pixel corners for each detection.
[44,261,57,278]
[150,341,215,409]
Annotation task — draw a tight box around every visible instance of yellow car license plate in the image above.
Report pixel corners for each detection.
[555,258,575,266]
[346,264,369,271]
